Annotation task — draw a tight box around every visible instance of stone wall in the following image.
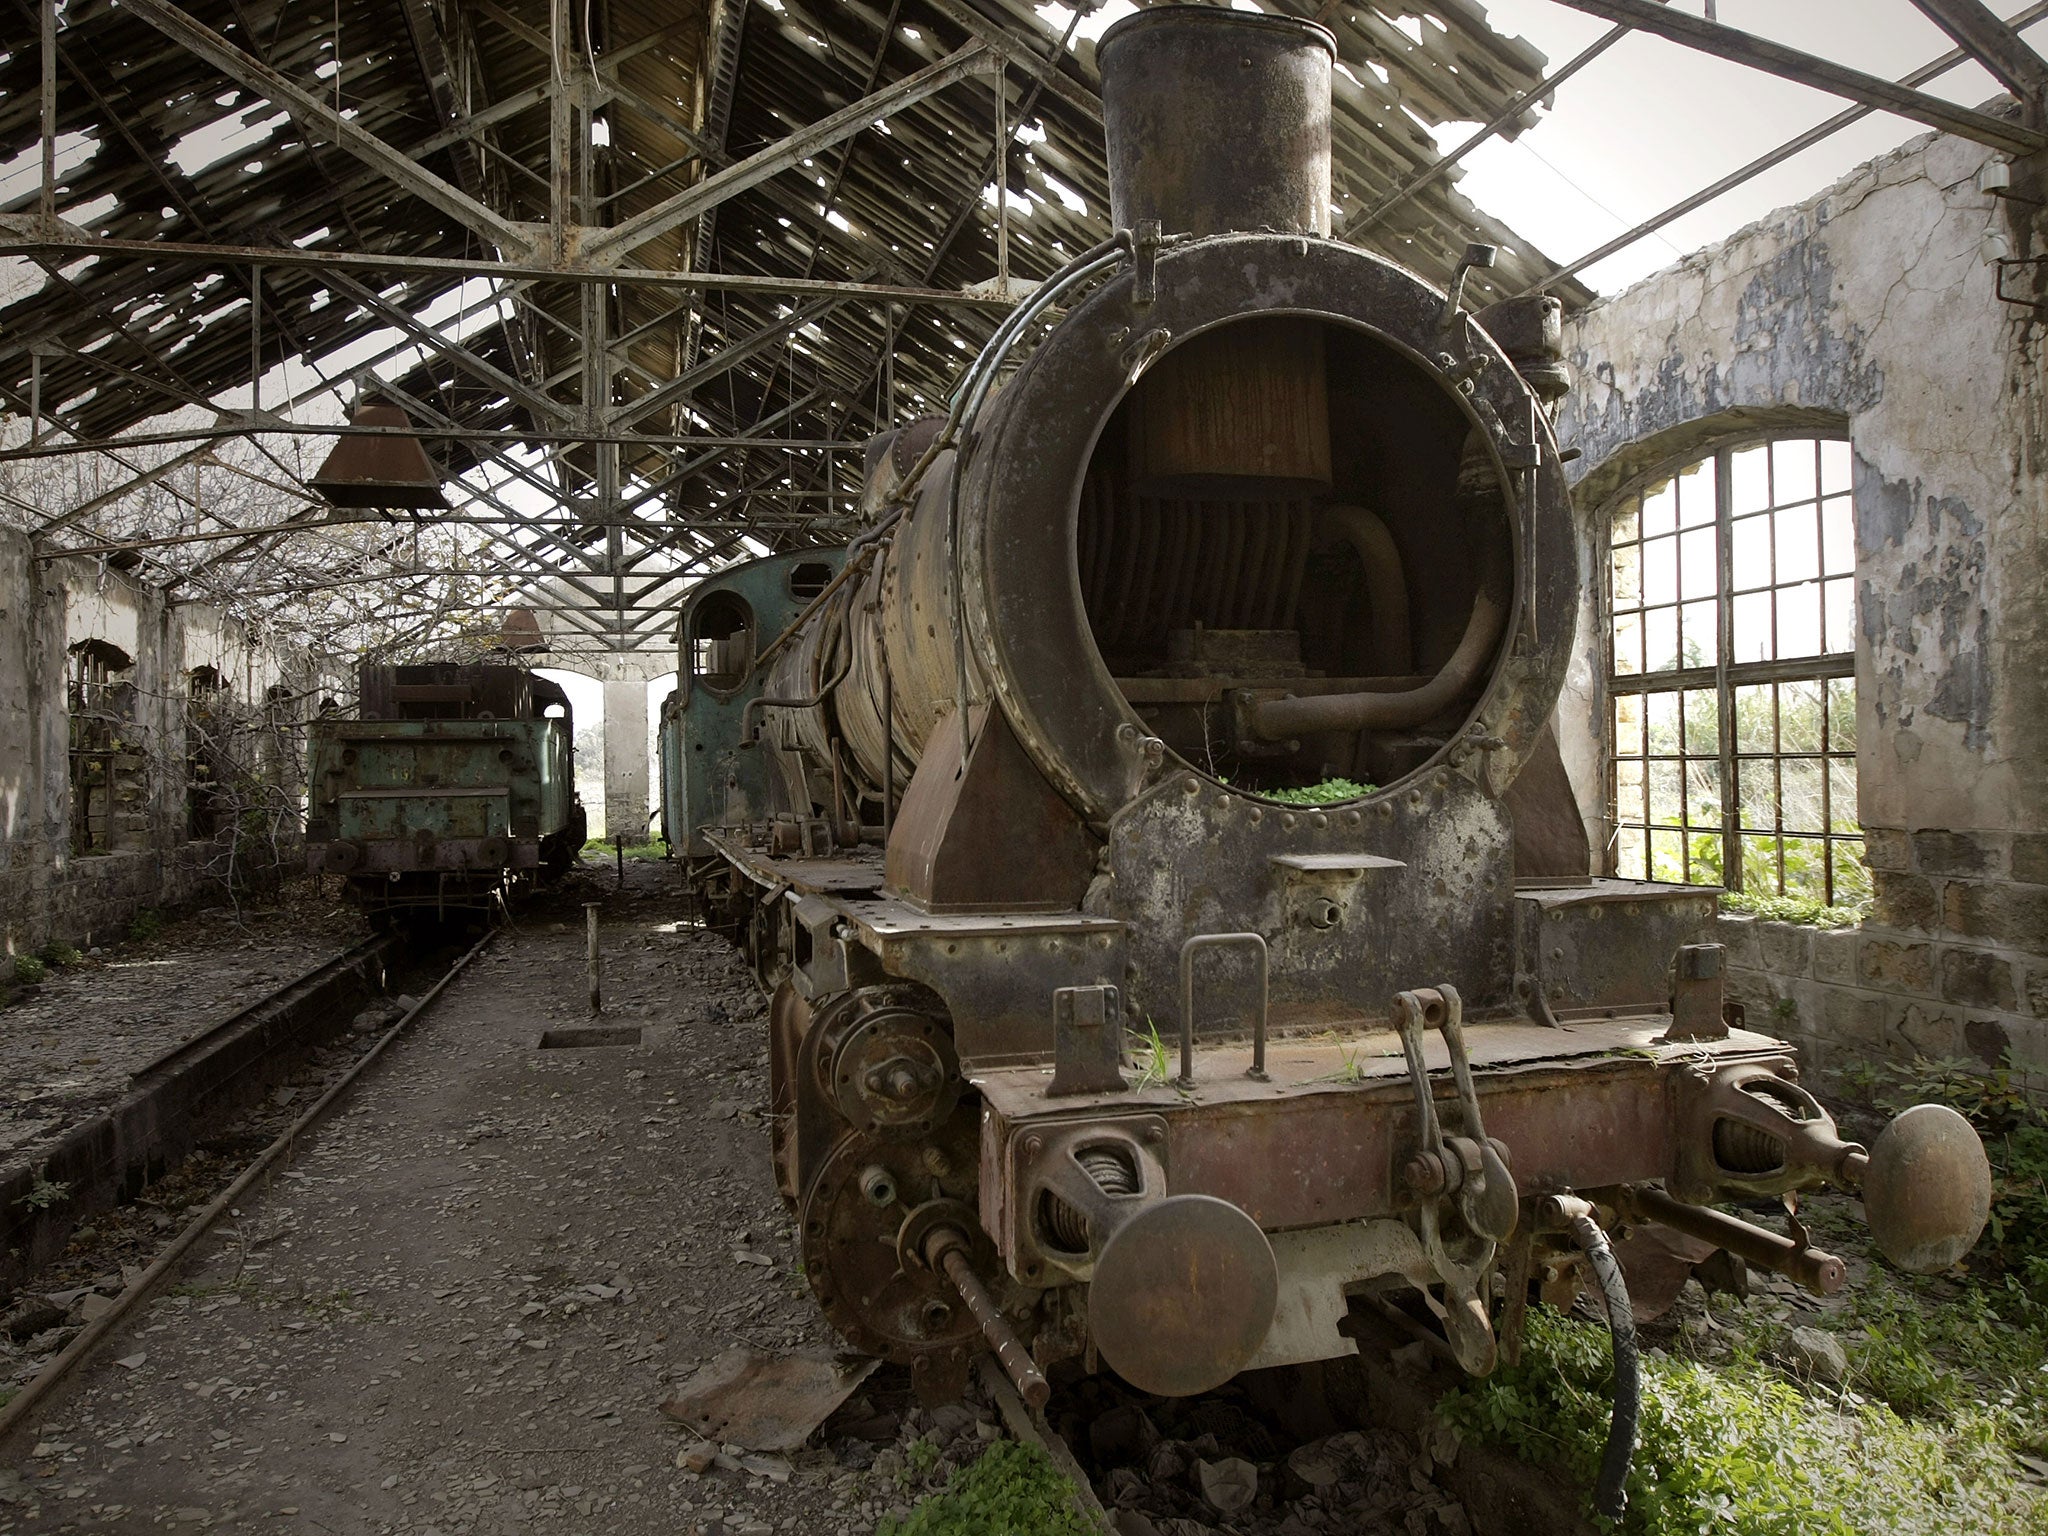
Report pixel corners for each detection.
[0,524,313,957]
[1555,123,2048,1093]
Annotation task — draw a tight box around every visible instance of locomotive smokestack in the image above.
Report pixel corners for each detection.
[1097,5,1336,239]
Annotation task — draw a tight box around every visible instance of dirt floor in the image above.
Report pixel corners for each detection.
[0,889,369,1175]
[0,861,995,1535]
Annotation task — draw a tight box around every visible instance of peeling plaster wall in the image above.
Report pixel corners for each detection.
[1557,129,2048,1090]
[0,525,309,957]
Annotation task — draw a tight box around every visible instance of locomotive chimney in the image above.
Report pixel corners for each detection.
[1097,5,1336,238]
[1099,6,1338,500]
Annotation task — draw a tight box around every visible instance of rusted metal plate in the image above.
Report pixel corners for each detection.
[977,1024,1794,1254]
[1088,1195,1279,1398]
[1515,880,1720,1015]
[883,708,1096,914]
[658,1347,879,1452]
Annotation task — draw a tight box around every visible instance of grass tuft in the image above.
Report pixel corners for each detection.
[878,1440,1106,1536]
[1441,1306,2047,1534]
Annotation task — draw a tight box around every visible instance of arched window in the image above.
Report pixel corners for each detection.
[1607,438,1865,906]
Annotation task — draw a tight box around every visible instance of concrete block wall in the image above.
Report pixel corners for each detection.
[0,524,311,957]
[1720,903,2042,1094]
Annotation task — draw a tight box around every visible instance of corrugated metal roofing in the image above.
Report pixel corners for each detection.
[0,0,1591,624]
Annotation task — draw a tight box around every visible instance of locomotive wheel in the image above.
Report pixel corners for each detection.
[798,1115,987,1392]
[829,999,960,1139]
[788,984,953,1202]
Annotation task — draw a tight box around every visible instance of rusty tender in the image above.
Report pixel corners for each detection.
[667,0,1993,1467]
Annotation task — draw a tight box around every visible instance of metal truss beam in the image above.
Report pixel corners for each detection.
[1517,0,2048,294]
[587,44,1001,261]
[1547,0,2047,154]
[0,229,1013,309]
[119,0,539,255]
[1908,0,2048,104]
[318,269,574,425]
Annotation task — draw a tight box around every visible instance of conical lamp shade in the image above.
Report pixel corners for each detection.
[309,402,447,509]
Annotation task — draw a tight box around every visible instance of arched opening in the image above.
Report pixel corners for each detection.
[67,639,136,855]
[1605,436,1864,907]
[535,667,604,839]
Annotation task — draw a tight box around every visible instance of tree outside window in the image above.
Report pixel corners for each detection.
[1607,439,1866,906]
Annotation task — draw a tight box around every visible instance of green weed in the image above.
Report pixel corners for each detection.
[1133,1019,1172,1088]
[1719,890,1867,928]
[1256,777,1376,806]
[878,1440,1106,1536]
[127,909,164,943]
[1441,1307,2046,1534]
[16,1174,71,1212]
[12,954,46,986]
[36,941,82,969]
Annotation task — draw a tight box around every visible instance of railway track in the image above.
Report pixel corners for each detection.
[0,928,494,1448]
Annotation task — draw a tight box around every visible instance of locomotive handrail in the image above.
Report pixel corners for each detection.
[1177,932,1270,1088]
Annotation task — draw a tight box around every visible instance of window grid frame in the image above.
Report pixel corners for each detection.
[1607,437,1861,905]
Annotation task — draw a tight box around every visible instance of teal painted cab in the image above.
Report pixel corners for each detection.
[307,664,585,919]
[668,551,842,858]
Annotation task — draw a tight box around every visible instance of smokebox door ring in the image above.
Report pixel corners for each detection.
[961,238,1576,826]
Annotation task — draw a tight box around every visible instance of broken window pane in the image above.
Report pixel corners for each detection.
[1676,457,1716,527]
[1775,503,1820,585]
[1682,600,1717,666]
[1821,495,1854,575]
[1776,584,1823,658]
[1732,591,1773,661]
[1645,606,1680,674]
[1641,479,1678,538]
[1780,680,1824,753]
[1613,611,1643,675]
[1819,438,1852,496]
[1642,535,1678,606]
[1731,514,1771,590]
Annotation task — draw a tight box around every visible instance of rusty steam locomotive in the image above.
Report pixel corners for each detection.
[670,4,1989,1491]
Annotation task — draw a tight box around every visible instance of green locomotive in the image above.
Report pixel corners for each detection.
[306,663,585,922]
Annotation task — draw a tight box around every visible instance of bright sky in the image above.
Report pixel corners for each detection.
[1415,0,2044,292]
[1044,1,2041,294]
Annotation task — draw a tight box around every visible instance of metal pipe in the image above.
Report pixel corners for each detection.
[1321,504,1412,674]
[1178,931,1270,1088]
[1541,1195,1637,1521]
[927,1230,1051,1408]
[881,656,894,843]
[739,637,855,746]
[1249,551,1507,740]
[1620,1183,1847,1295]
[585,901,602,1013]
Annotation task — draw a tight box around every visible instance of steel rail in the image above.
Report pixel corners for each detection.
[0,927,497,1449]
[126,933,403,1080]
